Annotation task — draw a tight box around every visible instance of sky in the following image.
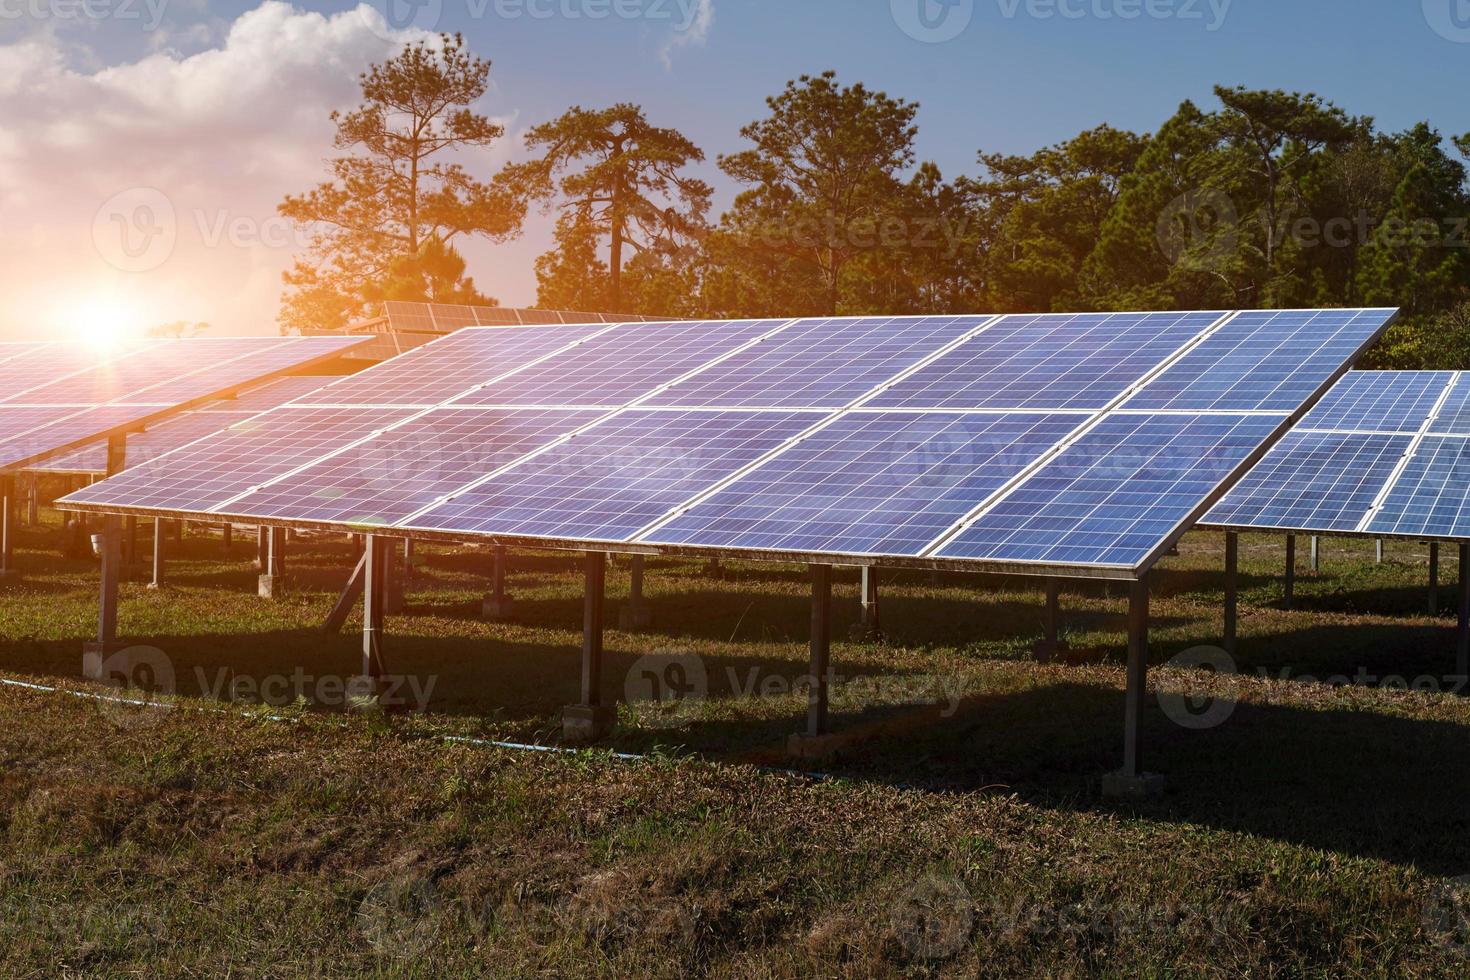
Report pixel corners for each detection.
[2,0,1469,341]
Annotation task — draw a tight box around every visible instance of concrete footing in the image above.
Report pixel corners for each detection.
[562,704,614,742]
[82,641,135,680]
[257,574,282,599]
[1101,771,1166,799]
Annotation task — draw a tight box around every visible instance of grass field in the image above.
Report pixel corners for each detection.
[3,512,1470,976]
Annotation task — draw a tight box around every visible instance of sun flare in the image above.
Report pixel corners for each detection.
[59,296,148,348]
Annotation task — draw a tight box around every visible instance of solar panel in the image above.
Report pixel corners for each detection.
[1124,309,1396,412]
[1364,436,1470,538]
[452,320,785,407]
[1202,370,1470,540]
[866,312,1222,411]
[1203,430,1413,532]
[406,410,822,543]
[933,413,1285,566]
[1296,370,1453,434]
[1427,376,1470,435]
[62,309,1396,578]
[33,376,335,474]
[0,336,365,474]
[294,325,603,407]
[64,407,417,512]
[646,316,986,409]
[219,408,603,527]
[644,411,1082,556]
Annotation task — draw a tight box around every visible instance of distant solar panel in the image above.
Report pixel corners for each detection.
[0,335,365,474]
[1204,369,1470,542]
[1297,371,1453,434]
[1203,430,1413,533]
[33,376,336,474]
[62,309,1396,578]
[1364,436,1470,538]
[66,407,416,512]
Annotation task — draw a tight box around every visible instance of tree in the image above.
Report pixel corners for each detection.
[364,236,496,306]
[712,71,920,316]
[278,34,521,332]
[972,124,1147,312]
[1211,86,1355,300]
[506,104,710,313]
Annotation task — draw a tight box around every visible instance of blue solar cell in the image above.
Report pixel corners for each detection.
[200,376,332,413]
[295,325,602,406]
[59,407,416,513]
[645,316,985,409]
[1125,309,1397,412]
[0,405,159,470]
[0,344,147,403]
[934,414,1283,567]
[1296,371,1454,434]
[406,410,821,543]
[453,320,786,407]
[1426,375,1470,435]
[1204,430,1411,532]
[12,339,279,405]
[1365,436,1470,538]
[867,312,1221,411]
[223,408,601,527]
[645,412,1081,556]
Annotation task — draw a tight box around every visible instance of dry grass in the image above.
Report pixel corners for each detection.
[2,514,1470,976]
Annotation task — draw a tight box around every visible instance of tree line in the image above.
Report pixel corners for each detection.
[279,34,1470,368]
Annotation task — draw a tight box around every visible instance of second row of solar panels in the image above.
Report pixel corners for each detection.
[1205,370,1470,539]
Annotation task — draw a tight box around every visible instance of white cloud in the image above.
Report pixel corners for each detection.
[659,0,713,70]
[0,3,448,338]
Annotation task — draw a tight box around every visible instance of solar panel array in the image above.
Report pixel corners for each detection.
[60,310,1396,576]
[31,376,332,475]
[1204,369,1470,539]
[0,336,364,473]
[377,301,672,332]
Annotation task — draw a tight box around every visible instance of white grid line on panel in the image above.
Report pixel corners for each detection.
[0,338,312,458]
[918,310,1243,558]
[1354,371,1462,533]
[624,316,1036,542]
[389,318,872,529]
[215,319,805,517]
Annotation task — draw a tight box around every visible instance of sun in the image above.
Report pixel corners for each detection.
[61,296,148,348]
